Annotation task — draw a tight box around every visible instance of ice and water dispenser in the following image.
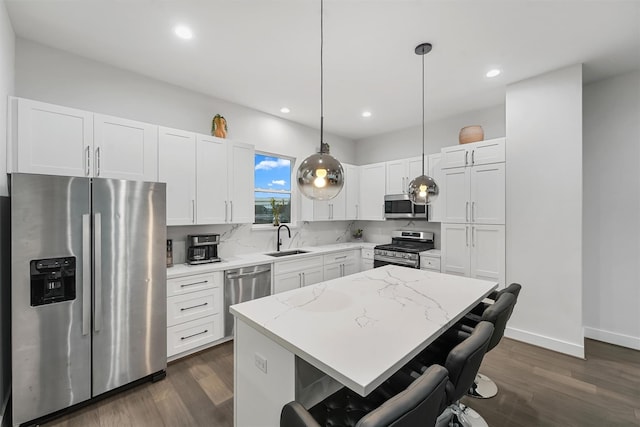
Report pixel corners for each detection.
[30,256,76,306]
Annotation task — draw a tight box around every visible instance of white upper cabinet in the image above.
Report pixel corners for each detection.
[359,162,386,221]
[158,127,197,225]
[441,138,505,170]
[9,98,158,181]
[194,135,255,225]
[11,97,93,177]
[93,114,158,181]
[196,135,228,224]
[385,156,423,194]
[440,138,505,225]
[228,141,255,224]
[345,164,360,220]
[428,153,443,222]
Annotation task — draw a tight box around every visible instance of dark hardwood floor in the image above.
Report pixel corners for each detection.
[42,338,640,427]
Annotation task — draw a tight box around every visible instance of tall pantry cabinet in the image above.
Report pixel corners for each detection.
[440,138,506,287]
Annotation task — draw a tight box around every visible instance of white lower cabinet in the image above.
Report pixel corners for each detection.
[323,250,359,281]
[419,255,441,272]
[361,247,374,271]
[441,223,505,286]
[166,271,224,359]
[273,256,324,294]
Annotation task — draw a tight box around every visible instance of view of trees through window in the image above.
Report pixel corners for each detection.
[254,153,293,225]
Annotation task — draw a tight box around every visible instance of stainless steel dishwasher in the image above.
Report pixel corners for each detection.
[224,264,272,337]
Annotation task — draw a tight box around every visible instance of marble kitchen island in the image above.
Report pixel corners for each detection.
[230,265,497,426]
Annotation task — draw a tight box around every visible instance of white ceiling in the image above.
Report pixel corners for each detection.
[5,0,640,140]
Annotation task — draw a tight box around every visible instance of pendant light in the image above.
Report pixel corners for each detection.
[408,42,438,205]
[297,0,344,201]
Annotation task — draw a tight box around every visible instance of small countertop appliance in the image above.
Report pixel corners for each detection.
[187,234,221,264]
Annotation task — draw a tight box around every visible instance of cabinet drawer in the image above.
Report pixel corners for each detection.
[167,314,223,357]
[361,248,374,260]
[167,271,221,297]
[274,255,322,275]
[323,250,357,265]
[167,287,221,327]
[420,257,441,272]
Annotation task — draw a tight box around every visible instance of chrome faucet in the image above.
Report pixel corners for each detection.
[277,224,291,252]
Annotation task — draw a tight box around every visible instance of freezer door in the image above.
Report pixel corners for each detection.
[91,178,167,396]
[11,174,92,426]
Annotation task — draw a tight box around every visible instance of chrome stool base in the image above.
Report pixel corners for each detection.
[467,373,498,399]
[436,403,488,427]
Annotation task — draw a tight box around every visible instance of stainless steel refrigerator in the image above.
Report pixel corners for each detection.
[10,173,167,426]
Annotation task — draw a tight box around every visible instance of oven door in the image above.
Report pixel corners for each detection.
[373,255,419,269]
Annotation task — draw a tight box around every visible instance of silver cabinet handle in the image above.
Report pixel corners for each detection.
[180,280,208,288]
[464,151,468,167]
[465,201,469,222]
[192,199,195,223]
[335,255,347,260]
[224,201,228,222]
[86,146,91,176]
[94,213,102,332]
[302,272,306,286]
[180,302,208,312]
[471,150,475,165]
[181,329,208,340]
[96,147,101,176]
[472,226,476,247]
[230,200,233,222]
[82,214,91,336]
[466,225,469,247]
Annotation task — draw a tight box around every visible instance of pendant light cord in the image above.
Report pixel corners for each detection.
[421,50,425,174]
[320,0,325,150]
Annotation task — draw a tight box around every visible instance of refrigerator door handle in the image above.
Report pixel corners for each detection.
[94,212,102,332]
[82,214,91,336]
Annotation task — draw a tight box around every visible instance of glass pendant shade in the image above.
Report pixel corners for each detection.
[297,152,344,200]
[408,174,438,205]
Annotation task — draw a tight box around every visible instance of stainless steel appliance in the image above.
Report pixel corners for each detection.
[187,234,221,264]
[224,264,271,337]
[11,173,167,427]
[384,194,429,220]
[374,230,435,268]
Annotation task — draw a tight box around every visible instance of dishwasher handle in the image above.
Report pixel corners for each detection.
[226,268,271,280]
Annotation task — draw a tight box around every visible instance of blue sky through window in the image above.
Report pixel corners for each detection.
[255,154,291,191]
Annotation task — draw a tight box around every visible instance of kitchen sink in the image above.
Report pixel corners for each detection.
[265,250,309,257]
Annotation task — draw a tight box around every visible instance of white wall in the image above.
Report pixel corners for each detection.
[0,0,13,196]
[14,38,356,166]
[583,71,640,350]
[354,104,505,164]
[505,64,584,357]
[0,1,13,425]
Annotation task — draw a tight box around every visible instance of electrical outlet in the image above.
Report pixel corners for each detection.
[254,353,267,374]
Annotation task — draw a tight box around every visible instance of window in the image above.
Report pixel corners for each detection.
[254,152,294,225]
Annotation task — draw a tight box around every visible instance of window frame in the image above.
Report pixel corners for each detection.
[253,151,297,229]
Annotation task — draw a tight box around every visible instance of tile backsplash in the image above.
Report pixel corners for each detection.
[167,220,440,265]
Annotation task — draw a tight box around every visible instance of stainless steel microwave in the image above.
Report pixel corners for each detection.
[384,194,429,220]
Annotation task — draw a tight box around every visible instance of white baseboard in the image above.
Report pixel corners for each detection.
[584,327,640,351]
[504,326,585,358]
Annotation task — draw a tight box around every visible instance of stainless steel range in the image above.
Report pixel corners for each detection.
[374,231,435,269]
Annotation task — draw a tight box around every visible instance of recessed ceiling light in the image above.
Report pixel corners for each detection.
[361,111,372,118]
[174,25,193,40]
[280,107,290,113]
[486,69,501,78]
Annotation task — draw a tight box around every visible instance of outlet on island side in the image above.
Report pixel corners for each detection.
[254,353,268,374]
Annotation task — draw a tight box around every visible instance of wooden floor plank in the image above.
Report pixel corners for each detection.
[39,338,639,427]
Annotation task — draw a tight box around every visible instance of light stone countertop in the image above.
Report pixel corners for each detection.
[167,242,378,279]
[230,265,496,396]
